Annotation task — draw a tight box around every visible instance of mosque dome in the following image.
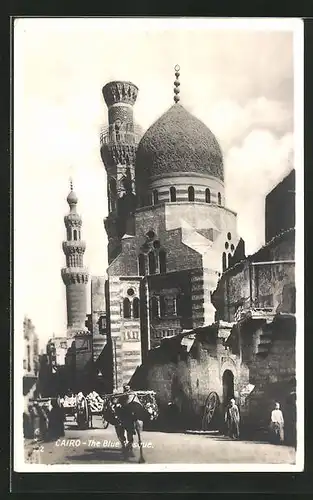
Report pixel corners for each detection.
[136,104,224,182]
[67,189,78,205]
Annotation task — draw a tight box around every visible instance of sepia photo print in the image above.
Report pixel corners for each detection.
[13,17,304,472]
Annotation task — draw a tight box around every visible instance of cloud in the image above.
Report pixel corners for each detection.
[191,96,293,152]
[225,129,293,254]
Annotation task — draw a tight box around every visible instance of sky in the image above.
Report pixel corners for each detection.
[14,18,298,350]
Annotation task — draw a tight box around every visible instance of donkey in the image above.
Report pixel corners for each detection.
[102,392,148,463]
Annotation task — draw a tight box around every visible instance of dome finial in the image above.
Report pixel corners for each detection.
[69,177,73,191]
[174,65,180,103]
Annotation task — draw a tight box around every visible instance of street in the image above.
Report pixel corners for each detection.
[32,416,296,465]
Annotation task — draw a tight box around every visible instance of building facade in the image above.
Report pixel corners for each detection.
[46,336,68,368]
[101,69,245,392]
[23,316,39,377]
[129,167,296,443]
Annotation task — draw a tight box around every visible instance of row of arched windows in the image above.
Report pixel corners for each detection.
[123,297,140,319]
[66,228,81,241]
[150,296,177,318]
[150,187,222,205]
[138,250,166,276]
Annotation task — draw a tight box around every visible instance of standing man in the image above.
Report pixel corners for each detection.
[270,402,284,444]
[225,398,240,439]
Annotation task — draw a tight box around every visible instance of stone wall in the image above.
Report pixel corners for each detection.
[213,229,295,322]
[130,331,249,429]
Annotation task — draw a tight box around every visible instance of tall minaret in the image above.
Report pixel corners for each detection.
[61,181,89,344]
[100,81,142,264]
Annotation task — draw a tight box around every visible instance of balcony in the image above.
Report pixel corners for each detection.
[100,124,143,147]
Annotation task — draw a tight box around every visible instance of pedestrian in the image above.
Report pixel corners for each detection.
[47,398,65,441]
[38,404,49,441]
[30,403,41,440]
[225,398,240,439]
[270,402,284,444]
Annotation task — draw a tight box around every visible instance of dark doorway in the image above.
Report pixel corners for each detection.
[222,369,234,404]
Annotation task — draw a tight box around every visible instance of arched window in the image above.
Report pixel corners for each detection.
[110,178,117,196]
[170,186,176,202]
[151,296,159,318]
[153,190,158,205]
[159,296,166,317]
[138,254,146,276]
[228,253,232,268]
[218,192,222,205]
[205,188,211,203]
[67,228,71,240]
[188,186,195,202]
[133,298,140,319]
[159,249,166,273]
[222,252,227,272]
[73,230,77,241]
[115,123,120,142]
[148,251,157,274]
[123,298,131,319]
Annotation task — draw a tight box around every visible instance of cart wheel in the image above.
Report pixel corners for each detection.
[202,392,220,431]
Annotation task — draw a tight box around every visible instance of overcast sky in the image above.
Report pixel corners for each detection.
[14,19,298,349]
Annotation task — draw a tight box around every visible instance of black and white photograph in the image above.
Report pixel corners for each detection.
[14,17,304,472]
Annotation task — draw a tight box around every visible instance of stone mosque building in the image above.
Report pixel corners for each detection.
[100,67,245,392]
[57,67,295,442]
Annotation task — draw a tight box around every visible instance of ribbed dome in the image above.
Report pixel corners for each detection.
[136,104,224,181]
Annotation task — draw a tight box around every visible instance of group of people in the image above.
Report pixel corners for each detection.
[24,397,65,442]
[224,398,285,444]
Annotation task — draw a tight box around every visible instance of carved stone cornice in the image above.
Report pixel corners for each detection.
[64,213,82,227]
[62,241,86,255]
[102,81,138,108]
[61,268,89,285]
[101,143,137,166]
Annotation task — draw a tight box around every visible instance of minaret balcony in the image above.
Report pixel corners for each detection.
[100,124,143,147]
[62,240,86,254]
[61,267,89,284]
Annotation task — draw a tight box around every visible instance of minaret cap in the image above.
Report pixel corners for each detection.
[174,65,180,103]
[67,178,78,205]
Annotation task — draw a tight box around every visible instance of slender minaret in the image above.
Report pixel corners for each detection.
[61,181,89,344]
[100,80,142,264]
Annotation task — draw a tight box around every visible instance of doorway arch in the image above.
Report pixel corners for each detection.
[222,369,234,404]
